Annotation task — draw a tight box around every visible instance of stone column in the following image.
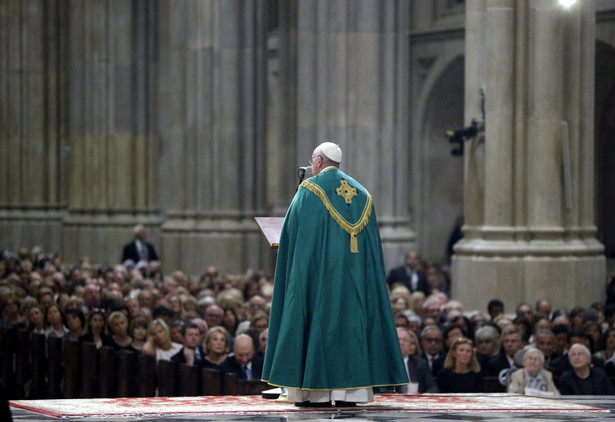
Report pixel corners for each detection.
[62,0,160,264]
[0,0,66,252]
[453,0,605,312]
[276,0,416,271]
[158,0,270,275]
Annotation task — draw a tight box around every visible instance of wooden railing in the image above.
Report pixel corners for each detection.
[0,327,268,399]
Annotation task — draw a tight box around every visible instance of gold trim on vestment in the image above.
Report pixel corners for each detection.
[300,179,372,253]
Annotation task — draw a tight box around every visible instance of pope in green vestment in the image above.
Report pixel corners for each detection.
[262,143,408,400]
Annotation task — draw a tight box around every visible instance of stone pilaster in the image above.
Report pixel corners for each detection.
[453,0,605,312]
[0,0,65,252]
[62,0,160,265]
[158,0,270,275]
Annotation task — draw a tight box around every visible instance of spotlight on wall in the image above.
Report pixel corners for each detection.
[558,0,577,8]
[445,88,485,157]
[446,121,479,157]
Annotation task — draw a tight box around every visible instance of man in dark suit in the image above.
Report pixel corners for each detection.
[420,325,446,376]
[219,333,264,381]
[486,326,524,377]
[121,224,160,264]
[171,323,206,366]
[397,328,438,393]
[386,250,429,295]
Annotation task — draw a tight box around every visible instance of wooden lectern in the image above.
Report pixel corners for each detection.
[254,217,284,249]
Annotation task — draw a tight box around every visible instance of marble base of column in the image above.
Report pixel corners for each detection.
[452,234,605,313]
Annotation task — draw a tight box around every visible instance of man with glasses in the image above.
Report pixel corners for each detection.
[420,325,445,375]
[263,142,408,407]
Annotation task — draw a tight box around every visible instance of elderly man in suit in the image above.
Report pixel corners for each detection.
[397,328,438,393]
[121,224,160,264]
[386,250,429,295]
[219,334,264,381]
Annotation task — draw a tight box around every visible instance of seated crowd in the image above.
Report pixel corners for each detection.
[1,246,615,396]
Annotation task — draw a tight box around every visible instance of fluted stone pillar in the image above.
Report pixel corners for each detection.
[158,0,270,275]
[275,0,416,271]
[0,0,66,252]
[62,0,160,264]
[453,0,605,311]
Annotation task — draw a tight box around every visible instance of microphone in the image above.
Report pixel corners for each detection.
[297,166,312,183]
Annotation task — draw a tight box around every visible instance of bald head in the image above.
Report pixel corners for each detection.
[233,334,255,366]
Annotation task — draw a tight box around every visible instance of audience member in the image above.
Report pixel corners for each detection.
[44,304,68,338]
[396,328,438,393]
[507,348,559,396]
[486,326,524,377]
[142,319,182,361]
[222,308,239,338]
[515,303,533,323]
[79,309,107,349]
[550,328,604,375]
[569,306,585,329]
[420,325,445,375]
[386,250,429,295]
[487,299,504,322]
[121,224,160,265]
[199,326,230,369]
[552,324,570,355]
[204,304,224,329]
[474,325,500,372]
[26,303,46,334]
[103,311,135,351]
[595,327,615,362]
[129,316,148,351]
[533,329,560,370]
[170,320,184,344]
[436,337,483,393]
[558,344,615,395]
[534,299,552,318]
[0,293,25,329]
[171,323,205,366]
[64,308,85,341]
[219,333,263,381]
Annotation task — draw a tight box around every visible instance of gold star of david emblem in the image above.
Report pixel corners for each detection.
[336,180,357,204]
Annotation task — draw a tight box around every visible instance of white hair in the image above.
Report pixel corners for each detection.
[569,343,591,360]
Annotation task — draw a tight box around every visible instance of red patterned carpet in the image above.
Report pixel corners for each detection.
[9,394,608,418]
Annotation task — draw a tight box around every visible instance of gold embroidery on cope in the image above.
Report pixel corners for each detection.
[300,179,371,253]
[336,180,357,204]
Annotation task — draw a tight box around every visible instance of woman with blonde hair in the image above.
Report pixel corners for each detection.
[198,326,229,369]
[436,337,483,393]
[142,319,182,361]
[409,291,425,317]
[103,311,134,351]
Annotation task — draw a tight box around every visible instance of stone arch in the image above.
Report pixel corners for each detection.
[595,40,615,260]
[411,53,465,264]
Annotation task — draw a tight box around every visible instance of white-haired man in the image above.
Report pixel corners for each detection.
[263,142,408,407]
[121,224,160,264]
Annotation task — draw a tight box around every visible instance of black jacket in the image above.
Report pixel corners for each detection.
[386,266,429,295]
